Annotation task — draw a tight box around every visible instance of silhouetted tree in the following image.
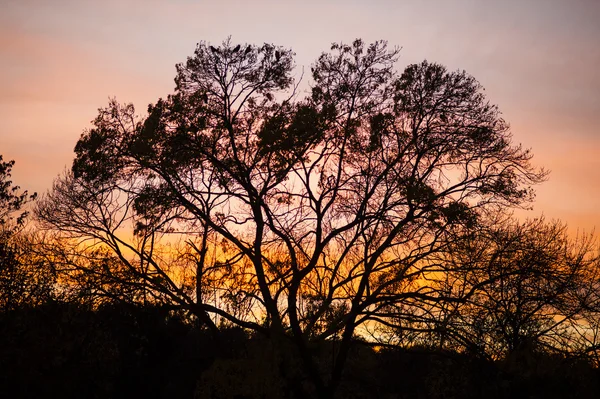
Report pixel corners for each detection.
[0,156,48,311]
[37,38,547,398]
[381,217,600,363]
[0,155,36,234]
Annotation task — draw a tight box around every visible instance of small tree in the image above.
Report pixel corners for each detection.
[37,38,546,398]
[398,217,600,361]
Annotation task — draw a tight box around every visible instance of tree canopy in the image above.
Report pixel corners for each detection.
[36,38,555,398]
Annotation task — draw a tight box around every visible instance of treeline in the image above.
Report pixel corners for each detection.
[2,38,600,398]
[2,302,599,399]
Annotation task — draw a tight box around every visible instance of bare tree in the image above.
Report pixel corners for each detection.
[391,217,600,362]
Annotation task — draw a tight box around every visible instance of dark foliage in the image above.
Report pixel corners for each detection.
[1,303,599,398]
[0,303,212,399]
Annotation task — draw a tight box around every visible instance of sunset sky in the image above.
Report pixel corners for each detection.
[1,0,599,234]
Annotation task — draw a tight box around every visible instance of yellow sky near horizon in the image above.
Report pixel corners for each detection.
[1,0,599,235]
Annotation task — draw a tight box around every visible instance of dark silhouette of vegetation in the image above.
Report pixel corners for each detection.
[373,216,600,363]
[0,156,47,312]
[1,38,599,398]
[0,156,36,232]
[2,303,600,398]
